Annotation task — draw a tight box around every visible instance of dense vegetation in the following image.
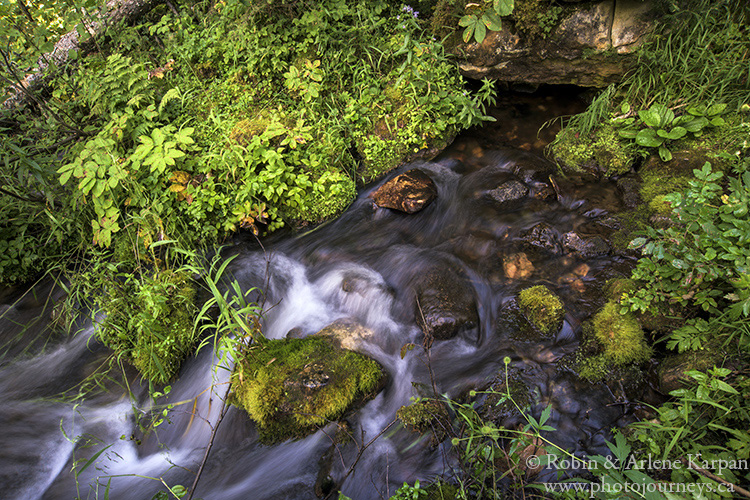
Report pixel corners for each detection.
[2,0,750,498]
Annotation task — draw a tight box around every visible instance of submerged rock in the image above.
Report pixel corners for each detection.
[414,264,478,341]
[522,222,562,255]
[502,252,534,280]
[487,179,529,211]
[561,231,610,258]
[231,336,385,443]
[371,169,437,214]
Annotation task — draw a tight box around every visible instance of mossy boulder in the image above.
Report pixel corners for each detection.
[231,336,385,443]
[578,300,651,381]
[658,349,725,394]
[517,285,565,337]
[550,125,633,178]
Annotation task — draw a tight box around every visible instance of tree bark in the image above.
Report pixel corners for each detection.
[3,0,164,110]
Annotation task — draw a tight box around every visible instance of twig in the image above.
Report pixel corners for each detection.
[323,419,398,500]
[681,457,750,498]
[185,382,232,500]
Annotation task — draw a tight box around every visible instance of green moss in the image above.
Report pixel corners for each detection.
[639,164,692,208]
[517,285,564,336]
[98,269,197,385]
[232,336,384,443]
[550,125,633,177]
[591,301,652,366]
[609,204,651,250]
[397,399,449,442]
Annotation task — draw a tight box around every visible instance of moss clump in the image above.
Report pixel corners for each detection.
[232,336,384,443]
[397,399,449,443]
[550,125,633,177]
[579,300,651,381]
[97,269,197,384]
[517,285,564,336]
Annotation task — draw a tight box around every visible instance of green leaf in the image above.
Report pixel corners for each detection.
[458,14,476,27]
[473,22,486,43]
[710,116,726,127]
[683,117,708,132]
[666,126,687,140]
[618,129,637,139]
[707,103,727,116]
[638,109,661,128]
[483,11,503,31]
[635,129,663,148]
[620,101,631,114]
[494,0,514,16]
[659,145,672,162]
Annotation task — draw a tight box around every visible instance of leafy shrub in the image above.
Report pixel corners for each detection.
[96,266,197,384]
[624,162,750,319]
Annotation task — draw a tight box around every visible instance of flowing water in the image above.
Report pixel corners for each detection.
[0,91,650,500]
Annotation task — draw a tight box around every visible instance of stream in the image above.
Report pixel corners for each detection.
[0,90,652,500]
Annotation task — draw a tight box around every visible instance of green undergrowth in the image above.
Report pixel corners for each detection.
[0,0,497,284]
[231,336,384,443]
[93,257,197,385]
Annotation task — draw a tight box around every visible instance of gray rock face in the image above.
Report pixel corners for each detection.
[456,0,658,87]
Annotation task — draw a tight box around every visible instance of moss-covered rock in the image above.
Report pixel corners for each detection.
[550,125,633,178]
[658,349,725,394]
[231,336,385,443]
[397,399,449,444]
[578,300,651,381]
[517,285,564,337]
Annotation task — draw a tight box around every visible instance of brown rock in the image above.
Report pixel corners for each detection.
[314,318,375,352]
[371,169,437,214]
[503,252,534,279]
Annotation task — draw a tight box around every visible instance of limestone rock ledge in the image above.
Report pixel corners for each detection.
[456,0,657,87]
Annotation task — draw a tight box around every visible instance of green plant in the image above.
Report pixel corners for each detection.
[458,0,514,44]
[629,367,750,491]
[613,102,727,161]
[624,162,750,319]
[390,480,428,500]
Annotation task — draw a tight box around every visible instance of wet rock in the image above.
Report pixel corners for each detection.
[616,176,642,208]
[415,265,478,341]
[522,222,561,255]
[561,231,610,258]
[314,318,374,352]
[487,179,529,211]
[371,169,437,214]
[503,252,534,279]
[530,181,556,201]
